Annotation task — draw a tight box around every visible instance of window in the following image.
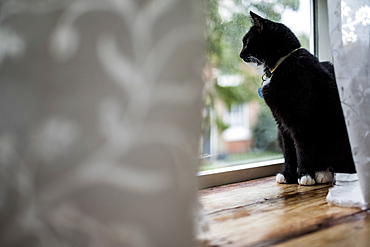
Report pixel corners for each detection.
[199,0,313,188]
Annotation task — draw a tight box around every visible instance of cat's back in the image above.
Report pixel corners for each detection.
[262,49,342,127]
[270,49,336,95]
[284,49,327,79]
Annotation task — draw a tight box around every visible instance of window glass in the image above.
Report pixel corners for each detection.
[200,0,311,171]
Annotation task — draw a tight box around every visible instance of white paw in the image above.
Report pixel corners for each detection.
[276,173,287,184]
[315,171,334,184]
[298,175,316,186]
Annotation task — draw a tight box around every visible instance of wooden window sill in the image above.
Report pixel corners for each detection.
[199,176,370,246]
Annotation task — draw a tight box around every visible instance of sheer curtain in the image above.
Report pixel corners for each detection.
[327,0,370,208]
[0,0,204,246]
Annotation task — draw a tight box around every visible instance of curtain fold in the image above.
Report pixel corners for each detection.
[0,0,204,246]
[327,0,370,208]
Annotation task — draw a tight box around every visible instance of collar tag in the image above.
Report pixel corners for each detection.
[258,87,264,99]
[258,77,271,99]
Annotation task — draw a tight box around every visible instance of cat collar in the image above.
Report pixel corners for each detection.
[262,47,303,82]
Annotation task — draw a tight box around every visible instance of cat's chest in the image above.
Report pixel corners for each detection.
[261,76,292,107]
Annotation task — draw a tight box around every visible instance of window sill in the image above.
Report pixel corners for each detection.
[197,158,284,189]
[199,176,369,246]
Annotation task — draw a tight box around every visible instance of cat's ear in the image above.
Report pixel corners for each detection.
[250,11,265,31]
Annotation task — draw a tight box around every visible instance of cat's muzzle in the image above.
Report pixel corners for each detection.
[240,54,262,66]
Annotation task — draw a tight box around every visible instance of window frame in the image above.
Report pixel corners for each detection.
[198,159,284,189]
[198,0,329,189]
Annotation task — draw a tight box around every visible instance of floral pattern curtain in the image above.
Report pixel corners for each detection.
[327,0,370,208]
[0,0,204,246]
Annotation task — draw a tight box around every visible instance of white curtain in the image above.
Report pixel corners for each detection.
[327,0,370,208]
[0,0,204,246]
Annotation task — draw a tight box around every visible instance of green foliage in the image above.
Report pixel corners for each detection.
[214,72,260,109]
[215,83,247,109]
[281,0,300,11]
[215,115,229,132]
[297,33,310,50]
[252,106,280,152]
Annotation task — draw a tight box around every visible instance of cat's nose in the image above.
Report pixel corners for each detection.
[240,52,249,62]
[239,52,246,60]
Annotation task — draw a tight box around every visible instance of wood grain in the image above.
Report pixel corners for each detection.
[273,211,370,247]
[199,176,370,247]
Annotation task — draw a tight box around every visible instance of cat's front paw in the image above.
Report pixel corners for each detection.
[276,173,298,184]
[276,173,287,184]
[298,175,315,186]
[315,171,333,184]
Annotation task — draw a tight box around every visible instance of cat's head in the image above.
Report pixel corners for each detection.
[239,11,300,69]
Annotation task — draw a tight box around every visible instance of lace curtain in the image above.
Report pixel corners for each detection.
[0,0,204,246]
[327,0,370,208]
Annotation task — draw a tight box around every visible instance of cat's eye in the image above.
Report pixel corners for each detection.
[200,0,311,181]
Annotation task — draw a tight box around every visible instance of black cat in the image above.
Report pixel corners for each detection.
[239,11,356,185]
